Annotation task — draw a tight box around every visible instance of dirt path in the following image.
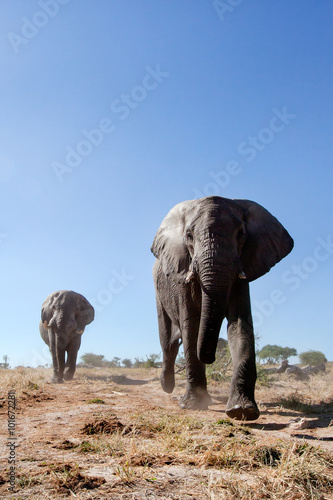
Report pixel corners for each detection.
[1,372,332,499]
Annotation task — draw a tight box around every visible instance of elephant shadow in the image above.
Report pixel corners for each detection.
[110,375,150,386]
[81,373,150,385]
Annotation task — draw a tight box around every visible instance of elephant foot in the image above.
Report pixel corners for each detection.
[64,371,74,381]
[226,396,259,421]
[179,389,212,410]
[160,368,175,394]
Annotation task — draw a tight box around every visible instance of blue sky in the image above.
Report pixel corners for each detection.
[1,0,332,367]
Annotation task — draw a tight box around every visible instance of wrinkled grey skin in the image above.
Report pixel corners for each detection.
[40,290,94,383]
[151,196,293,420]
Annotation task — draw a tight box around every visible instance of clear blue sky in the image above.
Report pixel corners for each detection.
[1,1,332,367]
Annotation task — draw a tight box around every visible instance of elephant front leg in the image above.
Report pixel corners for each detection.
[226,282,259,421]
[64,334,81,381]
[180,315,211,410]
[47,329,62,383]
[49,331,67,383]
[157,300,180,394]
[55,344,66,383]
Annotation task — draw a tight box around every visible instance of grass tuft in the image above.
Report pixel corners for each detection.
[87,398,105,404]
[48,462,105,492]
[252,445,282,467]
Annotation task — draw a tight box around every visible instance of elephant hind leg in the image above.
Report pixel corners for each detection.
[157,302,180,394]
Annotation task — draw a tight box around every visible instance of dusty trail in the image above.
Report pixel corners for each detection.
[1,369,332,499]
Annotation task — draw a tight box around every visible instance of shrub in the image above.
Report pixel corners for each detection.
[299,350,327,366]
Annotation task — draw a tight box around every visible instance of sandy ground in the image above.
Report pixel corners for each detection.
[1,369,332,499]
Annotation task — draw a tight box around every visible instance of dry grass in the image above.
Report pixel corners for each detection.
[0,366,49,398]
[71,404,333,498]
[46,462,106,494]
[1,364,332,499]
[257,362,333,412]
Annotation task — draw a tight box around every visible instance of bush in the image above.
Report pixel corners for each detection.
[206,339,232,380]
[80,353,105,367]
[122,358,133,368]
[144,353,161,368]
[299,350,327,366]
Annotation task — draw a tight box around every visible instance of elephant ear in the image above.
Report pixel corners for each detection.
[41,291,60,327]
[75,295,95,332]
[151,200,194,283]
[235,200,294,282]
[39,320,50,346]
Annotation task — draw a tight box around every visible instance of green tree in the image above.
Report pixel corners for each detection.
[257,345,280,363]
[111,357,121,367]
[144,353,161,368]
[103,357,122,368]
[257,345,297,364]
[0,355,10,369]
[122,358,133,368]
[280,347,297,360]
[299,350,327,366]
[133,357,145,368]
[80,353,105,367]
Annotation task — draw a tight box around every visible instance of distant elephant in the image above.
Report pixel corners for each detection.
[40,290,95,383]
[151,196,293,420]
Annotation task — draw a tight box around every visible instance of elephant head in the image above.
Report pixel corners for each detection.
[41,290,95,335]
[151,196,293,365]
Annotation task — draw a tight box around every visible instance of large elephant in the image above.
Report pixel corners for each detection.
[40,290,95,383]
[151,196,293,420]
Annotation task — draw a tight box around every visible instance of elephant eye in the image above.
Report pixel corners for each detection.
[186,230,193,241]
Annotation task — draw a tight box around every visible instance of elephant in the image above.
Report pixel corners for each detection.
[40,290,95,383]
[151,196,293,420]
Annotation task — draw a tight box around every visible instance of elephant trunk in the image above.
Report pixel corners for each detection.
[197,287,230,364]
[196,252,235,364]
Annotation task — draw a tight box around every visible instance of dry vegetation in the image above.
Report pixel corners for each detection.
[0,364,332,499]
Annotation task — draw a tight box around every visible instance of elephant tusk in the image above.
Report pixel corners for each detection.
[185,271,195,284]
[239,271,247,279]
